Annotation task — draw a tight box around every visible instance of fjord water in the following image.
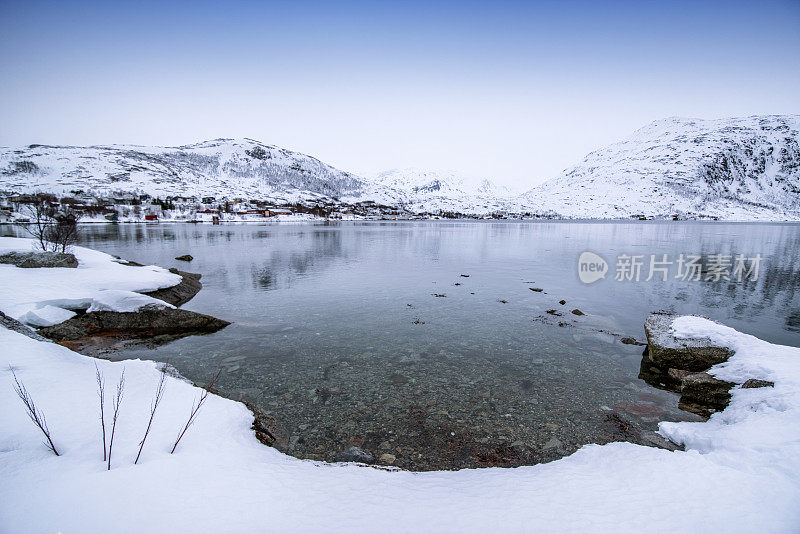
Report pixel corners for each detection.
[73,221,800,469]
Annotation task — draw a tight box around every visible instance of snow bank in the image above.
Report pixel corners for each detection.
[1,314,799,532]
[0,237,180,324]
[18,305,77,327]
[87,289,175,313]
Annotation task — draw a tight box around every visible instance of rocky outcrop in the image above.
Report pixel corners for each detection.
[0,251,78,268]
[142,269,202,307]
[639,313,770,417]
[38,306,229,344]
[0,310,51,341]
[644,313,731,372]
[678,372,735,416]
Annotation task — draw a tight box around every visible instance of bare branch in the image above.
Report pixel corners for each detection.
[107,369,125,470]
[95,363,107,462]
[134,371,167,465]
[11,368,59,456]
[171,369,221,454]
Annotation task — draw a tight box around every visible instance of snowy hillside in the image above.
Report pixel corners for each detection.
[2,115,799,220]
[368,168,515,214]
[0,138,397,206]
[521,115,800,220]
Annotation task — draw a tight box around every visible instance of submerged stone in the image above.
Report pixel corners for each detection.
[336,446,374,463]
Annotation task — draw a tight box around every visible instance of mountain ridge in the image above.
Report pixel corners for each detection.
[2,114,799,220]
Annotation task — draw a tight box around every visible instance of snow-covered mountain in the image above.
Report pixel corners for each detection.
[0,138,397,206]
[521,115,800,220]
[367,168,515,214]
[2,115,798,219]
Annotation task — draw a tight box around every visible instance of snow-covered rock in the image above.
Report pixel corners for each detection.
[19,305,76,327]
[86,290,174,313]
[0,237,180,321]
[521,115,800,220]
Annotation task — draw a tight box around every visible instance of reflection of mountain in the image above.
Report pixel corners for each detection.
[249,228,345,291]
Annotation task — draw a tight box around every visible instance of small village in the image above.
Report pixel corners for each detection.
[0,190,543,223]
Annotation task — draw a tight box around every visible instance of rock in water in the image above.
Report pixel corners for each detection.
[0,251,78,268]
[38,306,230,342]
[142,269,202,307]
[336,446,374,463]
[175,254,193,262]
[644,313,731,371]
[621,337,646,346]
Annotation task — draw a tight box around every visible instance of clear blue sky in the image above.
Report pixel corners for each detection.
[1,0,798,188]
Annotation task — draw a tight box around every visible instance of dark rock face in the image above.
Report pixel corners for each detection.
[679,372,735,416]
[571,309,584,316]
[38,306,229,342]
[336,446,374,463]
[0,310,51,341]
[174,254,193,262]
[0,251,78,268]
[142,269,202,307]
[742,379,775,389]
[244,401,277,446]
[644,313,731,372]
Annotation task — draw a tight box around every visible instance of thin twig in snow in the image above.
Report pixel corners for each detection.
[96,363,107,462]
[134,371,167,465]
[171,369,221,454]
[11,368,59,456]
[107,369,125,470]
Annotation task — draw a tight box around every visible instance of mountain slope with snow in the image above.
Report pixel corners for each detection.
[0,138,398,205]
[521,115,800,220]
[368,168,515,214]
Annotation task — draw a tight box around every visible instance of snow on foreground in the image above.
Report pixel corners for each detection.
[0,254,799,532]
[0,237,180,323]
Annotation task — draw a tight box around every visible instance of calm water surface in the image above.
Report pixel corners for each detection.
[61,221,800,469]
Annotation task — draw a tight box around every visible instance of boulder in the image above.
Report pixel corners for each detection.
[679,372,735,416]
[0,251,78,268]
[335,446,374,463]
[175,254,194,262]
[644,313,732,372]
[38,306,229,342]
[142,269,202,307]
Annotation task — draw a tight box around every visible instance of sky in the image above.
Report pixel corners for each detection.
[0,0,798,189]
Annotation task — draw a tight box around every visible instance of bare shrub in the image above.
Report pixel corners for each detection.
[10,368,59,456]
[134,371,166,464]
[171,370,220,454]
[96,364,107,461]
[107,370,125,470]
